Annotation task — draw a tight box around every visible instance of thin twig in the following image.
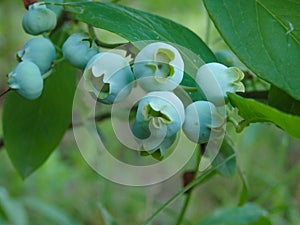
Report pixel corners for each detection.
[0,112,112,150]
[175,144,203,225]
[69,112,112,129]
[23,0,37,9]
[0,138,4,150]
[142,155,235,225]
[180,85,198,92]
[0,88,10,98]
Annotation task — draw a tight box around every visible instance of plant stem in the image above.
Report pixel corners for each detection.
[175,144,202,225]
[227,117,241,131]
[53,57,64,64]
[0,111,113,151]
[0,138,4,150]
[69,112,112,129]
[255,159,300,204]
[88,25,97,41]
[176,194,192,225]
[0,88,10,98]
[42,69,54,79]
[142,154,235,225]
[180,85,198,92]
[22,0,37,9]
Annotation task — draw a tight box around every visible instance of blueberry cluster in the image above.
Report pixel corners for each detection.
[7,1,245,158]
[83,42,245,158]
[7,2,57,100]
[7,2,98,100]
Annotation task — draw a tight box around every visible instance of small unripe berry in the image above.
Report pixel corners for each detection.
[182,101,225,144]
[43,0,64,18]
[139,134,177,159]
[17,37,56,74]
[196,62,245,106]
[22,2,57,35]
[83,52,134,104]
[8,61,43,100]
[132,91,184,155]
[133,42,184,92]
[62,33,99,69]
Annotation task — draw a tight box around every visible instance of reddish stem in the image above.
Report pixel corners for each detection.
[23,0,38,9]
[0,88,10,98]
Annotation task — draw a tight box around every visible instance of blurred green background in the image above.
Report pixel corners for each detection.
[0,0,299,224]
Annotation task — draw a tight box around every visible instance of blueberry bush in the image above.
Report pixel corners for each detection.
[0,0,299,224]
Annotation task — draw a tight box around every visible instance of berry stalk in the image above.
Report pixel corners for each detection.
[175,144,203,225]
[23,0,38,9]
[0,88,10,98]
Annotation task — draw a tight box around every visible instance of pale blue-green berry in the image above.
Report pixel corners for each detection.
[196,62,245,106]
[44,0,63,18]
[132,91,184,155]
[17,37,56,75]
[62,33,99,69]
[8,61,43,100]
[140,134,177,159]
[83,52,134,104]
[182,101,225,144]
[133,42,184,91]
[22,2,57,35]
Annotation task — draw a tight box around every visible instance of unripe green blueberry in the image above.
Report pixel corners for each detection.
[196,62,245,106]
[44,0,63,18]
[62,33,99,69]
[132,91,184,155]
[139,134,177,159]
[17,37,56,74]
[8,61,43,100]
[133,42,184,91]
[22,2,57,35]
[83,52,134,104]
[182,101,225,144]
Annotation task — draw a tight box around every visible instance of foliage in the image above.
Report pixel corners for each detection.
[3,61,76,178]
[195,203,269,225]
[204,0,300,100]
[0,0,299,224]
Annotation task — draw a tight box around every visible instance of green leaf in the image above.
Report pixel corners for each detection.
[195,203,269,225]
[97,202,119,225]
[268,86,300,115]
[67,2,215,63]
[228,93,300,138]
[238,170,249,206]
[142,155,237,225]
[23,197,80,225]
[212,138,236,177]
[250,217,272,225]
[204,0,300,100]
[0,187,28,225]
[2,61,76,178]
[65,2,214,101]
